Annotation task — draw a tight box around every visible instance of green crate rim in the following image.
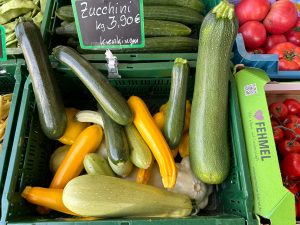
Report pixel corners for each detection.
[0,59,25,216]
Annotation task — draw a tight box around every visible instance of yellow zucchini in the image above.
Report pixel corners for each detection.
[127,96,177,189]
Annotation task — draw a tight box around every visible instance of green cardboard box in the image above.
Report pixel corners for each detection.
[234,66,296,225]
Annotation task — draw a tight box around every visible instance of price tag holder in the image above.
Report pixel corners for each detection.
[0,25,7,61]
[71,0,145,49]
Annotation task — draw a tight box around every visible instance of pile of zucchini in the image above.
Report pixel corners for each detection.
[15,17,212,217]
[54,0,206,53]
[0,0,46,48]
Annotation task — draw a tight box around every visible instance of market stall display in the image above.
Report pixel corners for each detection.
[3,0,300,224]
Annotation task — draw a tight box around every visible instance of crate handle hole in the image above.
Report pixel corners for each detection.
[127,66,134,69]
[130,55,137,57]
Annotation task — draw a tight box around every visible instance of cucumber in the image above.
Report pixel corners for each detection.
[125,124,152,169]
[56,20,191,37]
[77,37,199,53]
[63,174,192,217]
[144,6,203,25]
[143,0,205,13]
[55,5,74,22]
[163,58,189,149]
[15,20,67,140]
[52,45,133,126]
[98,106,132,177]
[189,1,238,184]
[145,20,191,37]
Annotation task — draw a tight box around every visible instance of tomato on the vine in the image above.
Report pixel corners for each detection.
[271,119,279,127]
[284,123,300,141]
[281,153,300,180]
[268,102,288,120]
[286,182,299,195]
[296,200,300,219]
[273,127,284,144]
[283,99,300,115]
[283,115,300,126]
[278,140,300,157]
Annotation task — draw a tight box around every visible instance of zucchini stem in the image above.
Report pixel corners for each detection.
[175,58,188,65]
[212,0,234,20]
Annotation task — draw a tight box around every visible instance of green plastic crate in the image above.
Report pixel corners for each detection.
[1,61,257,225]
[41,0,221,61]
[0,59,25,217]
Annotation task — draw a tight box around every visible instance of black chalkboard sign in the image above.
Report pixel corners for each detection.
[71,0,145,49]
[0,25,6,61]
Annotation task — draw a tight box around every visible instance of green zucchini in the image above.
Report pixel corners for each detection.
[55,5,74,22]
[125,124,152,169]
[15,20,67,140]
[189,1,238,184]
[77,37,199,53]
[163,58,189,149]
[63,174,193,217]
[98,106,132,177]
[56,20,191,38]
[55,21,77,37]
[83,153,115,176]
[145,20,191,37]
[52,45,132,126]
[144,6,203,25]
[143,0,205,13]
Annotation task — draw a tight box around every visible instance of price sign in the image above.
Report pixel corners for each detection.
[71,0,145,49]
[0,25,6,61]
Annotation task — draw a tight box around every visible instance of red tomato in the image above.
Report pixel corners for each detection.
[286,182,299,195]
[268,42,300,71]
[284,122,300,140]
[268,102,288,120]
[263,34,287,52]
[283,99,300,115]
[263,0,298,34]
[239,21,267,49]
[235,0,270,25]
[285,20,300,47]
[280,153,300,180]
[247,47,265,54]
[271,119,279,127]
[273,127,284,144]
[283,115,300,126]
[278,140,300,157]
[296,199,300,219]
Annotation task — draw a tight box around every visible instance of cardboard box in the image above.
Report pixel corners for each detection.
[234,66,296,225]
